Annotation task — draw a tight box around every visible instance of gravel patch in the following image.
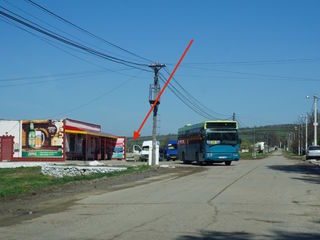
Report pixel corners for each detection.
[41,165,127,177]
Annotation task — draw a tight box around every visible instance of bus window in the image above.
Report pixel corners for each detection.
[207,132,238,145]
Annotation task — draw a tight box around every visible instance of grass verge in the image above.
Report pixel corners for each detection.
[0,164,150,198]
[240,152,270,160]
[282,150,305,160]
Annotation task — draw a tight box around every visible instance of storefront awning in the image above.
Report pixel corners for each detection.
[65,129,118,139]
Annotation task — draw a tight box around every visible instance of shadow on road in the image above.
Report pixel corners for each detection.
[176,230,320,240]
[268,163,320,185]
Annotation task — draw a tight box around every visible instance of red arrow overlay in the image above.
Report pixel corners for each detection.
[133,39,194,140]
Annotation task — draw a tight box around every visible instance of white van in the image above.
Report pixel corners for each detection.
[133,140,159,165]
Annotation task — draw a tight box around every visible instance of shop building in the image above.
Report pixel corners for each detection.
[0,118,125,162]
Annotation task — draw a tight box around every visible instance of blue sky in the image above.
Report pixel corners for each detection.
[0,0,320,136]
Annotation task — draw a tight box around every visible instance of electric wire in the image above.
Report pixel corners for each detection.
[0,5,149,69]
[0,16,147,81]
[0,6,151,72]
[158,74,218,119]
[25,0,153,63]
[168,57,320,66]
[173,72,320,83]
[178,65,320,82]
[163,67,231,118]
[0,71,111,87]
[1,0,129,60]
[47,70,144,118]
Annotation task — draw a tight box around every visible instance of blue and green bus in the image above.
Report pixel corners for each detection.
[178,120,240,165]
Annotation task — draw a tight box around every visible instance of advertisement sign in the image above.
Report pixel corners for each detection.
[112,137,125,159]
[22,120,64,158]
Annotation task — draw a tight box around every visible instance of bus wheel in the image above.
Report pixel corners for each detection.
[225,161,231,166]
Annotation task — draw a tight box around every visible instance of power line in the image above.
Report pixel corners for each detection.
[2,0,132,60]
[169,57,320,66]
[0,15,149,82]
[0,72,107,87]
[0,16,151,82]
[158,74,218,119]
[172,72,320,83]
[45,71,144,119]
[0,70,108,82]
[25,0,153,63]
[177,65,320,82]
[163,68,231,118]
[0,6,151,72]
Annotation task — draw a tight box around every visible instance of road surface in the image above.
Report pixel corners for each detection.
[1,151,320,239]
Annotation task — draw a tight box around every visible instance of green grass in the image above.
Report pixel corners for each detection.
[0,165,150,198]
[282,150,305,160]
[240,152,270,160]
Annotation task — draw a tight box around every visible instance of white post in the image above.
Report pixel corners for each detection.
[314,95,318,146]
[298,125,301,155]
[305,114,308,152]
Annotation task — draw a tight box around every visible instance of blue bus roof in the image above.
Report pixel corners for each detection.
[178,120,238,135]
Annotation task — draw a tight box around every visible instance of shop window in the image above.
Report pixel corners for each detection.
[70,135,75,152]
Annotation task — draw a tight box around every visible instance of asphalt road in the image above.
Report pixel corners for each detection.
[1,151,320,240]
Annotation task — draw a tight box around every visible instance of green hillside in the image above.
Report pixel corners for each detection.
[126,124,295,151]
[239,124,295,145]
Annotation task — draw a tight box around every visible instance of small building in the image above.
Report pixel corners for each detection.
[0,118,125,162]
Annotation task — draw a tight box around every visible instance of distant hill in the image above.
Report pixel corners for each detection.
[239,124,295,145]
[126,134,177,152]
[126,124,295,151]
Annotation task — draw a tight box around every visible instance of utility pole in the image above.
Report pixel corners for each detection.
[314,95,318,146]
[149,62,165,166]
[305,114,308,152]
[252,126,256,158]
[232,112,236,121]
[298,125,301,155]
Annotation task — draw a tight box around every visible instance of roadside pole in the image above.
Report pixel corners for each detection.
[313,95,318,146]
[298,125,301,155]
[149,62,165,166]
[252,126,256,158]
[305,114,308,151]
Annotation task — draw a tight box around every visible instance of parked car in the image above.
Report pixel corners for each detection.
[306,146,320,160]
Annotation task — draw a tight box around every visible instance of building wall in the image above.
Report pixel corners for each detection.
[0,120,22,157]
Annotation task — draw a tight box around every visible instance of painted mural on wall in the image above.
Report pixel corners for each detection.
[112,137,125,159]
[22,120,64,158]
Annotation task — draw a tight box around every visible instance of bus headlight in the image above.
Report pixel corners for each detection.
[207,153,213,157]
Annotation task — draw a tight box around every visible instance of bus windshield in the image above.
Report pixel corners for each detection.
[168,144,177,150]
[206,131,238,145]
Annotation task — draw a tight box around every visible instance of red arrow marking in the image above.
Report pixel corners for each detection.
[133,39,194,140]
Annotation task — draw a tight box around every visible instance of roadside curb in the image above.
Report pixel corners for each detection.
[307,159,320,167]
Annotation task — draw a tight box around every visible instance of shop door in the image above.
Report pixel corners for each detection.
[0,136,14,161]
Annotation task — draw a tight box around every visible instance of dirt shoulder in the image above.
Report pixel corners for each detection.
[0,166,203,227]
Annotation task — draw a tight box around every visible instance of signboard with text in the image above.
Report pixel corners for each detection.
[22,120,64,158]
[112,137,126,160]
